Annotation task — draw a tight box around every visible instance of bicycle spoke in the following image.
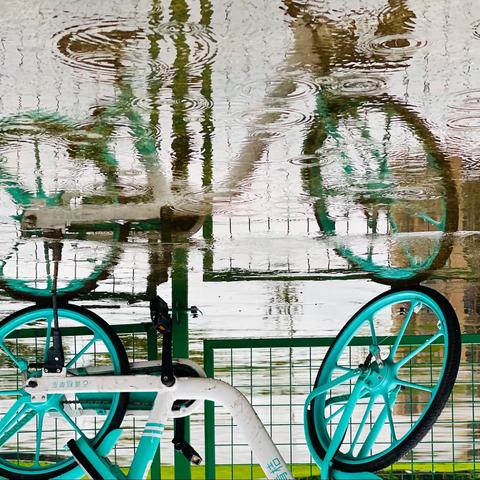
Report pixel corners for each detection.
[383,393,397,443]
[396,378,434,393]
[325,403,347,423]
[389,301,421,359]
[0,341,27,371]
[387,214,417,265]
[324,379,378,427]
[396,330,443,369]
[306,370,361,401]
[348,393,377,455]
[357,387,400,457]
[0,398,26,434]
[66,336,98,369]
[34,411,45,465]
[415,212,441,228]
[336,364,360,374]
[0,389,23,396]
[357,403,389,458]
[0,406,36,447]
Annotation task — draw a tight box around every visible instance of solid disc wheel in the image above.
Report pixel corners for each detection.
[305,286,461,472]
[0,304,129,479]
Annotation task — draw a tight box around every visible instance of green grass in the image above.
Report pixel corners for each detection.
[7,462,478,479]
[141,463,479,479]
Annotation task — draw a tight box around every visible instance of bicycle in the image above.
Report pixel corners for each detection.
[0,280,460,479]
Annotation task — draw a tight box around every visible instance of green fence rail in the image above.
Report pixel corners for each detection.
[204,334,480,480]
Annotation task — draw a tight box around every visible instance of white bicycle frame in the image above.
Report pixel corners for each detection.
[25,370,294,480]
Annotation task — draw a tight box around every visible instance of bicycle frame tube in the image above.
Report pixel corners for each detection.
[128,392,171,480]
[26,375,295,480]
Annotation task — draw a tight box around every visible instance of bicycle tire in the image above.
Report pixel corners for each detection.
[305,285,461,472]
[0,303,129,479]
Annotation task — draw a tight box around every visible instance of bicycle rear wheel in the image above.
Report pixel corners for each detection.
[0,304,129,479]
[305,286,461,472]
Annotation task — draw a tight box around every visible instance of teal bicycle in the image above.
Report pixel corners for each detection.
[0,86,463,480]
[0,282,461,479]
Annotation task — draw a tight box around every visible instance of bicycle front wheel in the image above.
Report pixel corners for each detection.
[305,286,461,472]
[0,304,129,479]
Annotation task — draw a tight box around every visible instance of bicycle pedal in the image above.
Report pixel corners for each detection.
[173,439,203,465]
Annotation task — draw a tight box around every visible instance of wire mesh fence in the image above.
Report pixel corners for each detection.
[1,321,479,479]
[204,335,480,480]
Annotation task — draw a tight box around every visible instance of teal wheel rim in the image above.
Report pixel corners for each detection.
[0,224,124,301]
[0,306,125,477]
[306,289,452,467]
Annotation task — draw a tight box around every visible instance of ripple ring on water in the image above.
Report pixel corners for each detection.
[448,90,480,111]
[52,19,217,80]
[236,108,312,134]
[239,78,320,101]
[447,116,480,130]
[328,75,387,96]
[288,154,334,168]
[364,34,427,56]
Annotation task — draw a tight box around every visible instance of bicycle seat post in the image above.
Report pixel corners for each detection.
[150,295,175,386]
[44,241,65,373]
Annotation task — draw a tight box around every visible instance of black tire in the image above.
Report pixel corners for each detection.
[0,303,129,480]
[306,285,461,472]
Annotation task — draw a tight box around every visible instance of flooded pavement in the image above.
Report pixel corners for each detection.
[0,0,479,474]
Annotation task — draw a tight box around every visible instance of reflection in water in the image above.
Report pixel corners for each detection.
[284,0,421,71]
[300,92,458,284]
[0,0,478,472]
[53,17,217,82]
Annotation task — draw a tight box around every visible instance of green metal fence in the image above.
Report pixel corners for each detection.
[203,335,480,480]
[3,321,480,479]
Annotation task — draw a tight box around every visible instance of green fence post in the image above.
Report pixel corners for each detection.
[204,340,216,479]
[147,325,161,480]
[172,247,191,480]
